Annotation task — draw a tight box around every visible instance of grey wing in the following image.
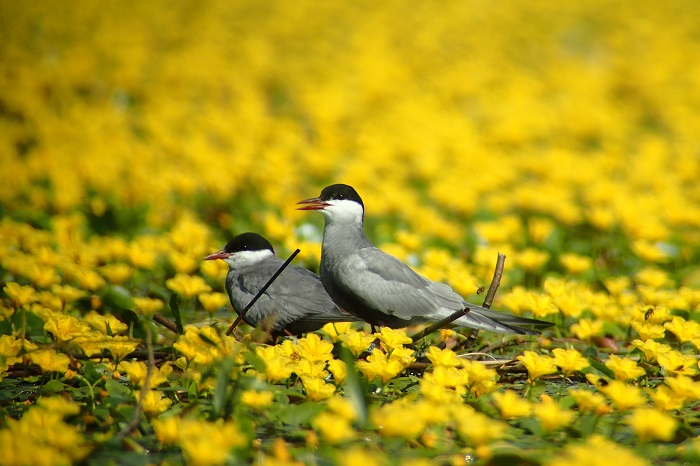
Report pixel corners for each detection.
[342,249,539,334]
[229,262,356,332]
[338,248,466,322]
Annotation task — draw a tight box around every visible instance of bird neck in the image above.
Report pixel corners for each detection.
[321,217,373,255]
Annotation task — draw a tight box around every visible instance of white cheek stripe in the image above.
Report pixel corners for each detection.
[227,249,274,268]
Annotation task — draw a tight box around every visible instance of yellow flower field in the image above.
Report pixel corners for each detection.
[2,0,700,464]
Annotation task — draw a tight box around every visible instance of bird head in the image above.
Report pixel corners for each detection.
[204,232,275,268]
[297,183,365,224]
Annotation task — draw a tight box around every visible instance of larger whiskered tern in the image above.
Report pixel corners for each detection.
[204,232,360,337]
[297,184,551,335]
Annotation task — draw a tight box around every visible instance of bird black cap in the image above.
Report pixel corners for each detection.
[319,184,364,208]
[223,233,274,254]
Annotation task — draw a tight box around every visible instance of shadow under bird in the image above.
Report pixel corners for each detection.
[297,184,553,335]
[204,232,361,337]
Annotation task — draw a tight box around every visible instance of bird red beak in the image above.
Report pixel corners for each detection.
[203,250,230,261]
[296,197,330,211]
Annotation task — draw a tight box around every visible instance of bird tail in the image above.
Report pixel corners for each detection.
[454,305,553,335]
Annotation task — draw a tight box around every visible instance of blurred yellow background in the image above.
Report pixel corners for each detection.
[2,0,699,256]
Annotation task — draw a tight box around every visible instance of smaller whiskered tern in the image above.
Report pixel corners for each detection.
[297,184,552,334]
[204,232,360,337]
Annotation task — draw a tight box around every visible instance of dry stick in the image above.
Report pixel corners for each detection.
[410,308,472,343]
[153,312,179,334]
[460,252,506,350]
[409,253,506,345]
[117,326,155,439]
[225,249,301,336]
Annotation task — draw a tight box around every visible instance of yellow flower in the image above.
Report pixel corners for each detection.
[339,329,376,356]
[50,284,87,304]
[559,253,592,274]
[120,361,172,387]
[258,354,294,382]
[377,327,412,350]
[598,380,646,411]
[84,310,128,335]
[321,321,354,342]
[632,240,669,263]
[169,250,198,274]
[665,375,700,402]
[630,320,666,341]
[96,335,140,360]
[605,355,646,381]
[456,411,507,446]
[604,276,632,296]
[528,218,555,245]
[657,350,699,376]
[631,339,672,361]
[26,349,71,373]
[371,399,426,439]
[328,358,347,385]
[545,435,647,466]
[514,248,550,271]
[356,348,407,383]
[295,359,329,380]
[338,448,382,466]
[165,273,212,298]
[626,408,678,442]
[177,418,247,466]
[552,348,590,375]
[241,390,275,409]
[44,314,92,341]
[327,395,357,422]
[425,346,461,367]
[647,385,685,411]
[312,412,356,444]
[302,377,336,401]
[492,389,531,419]
[297,333,334,362]
[570,318,604,341]
[0,398,91,465]
[4,282,38,308]
[568,388,608,414]
[428,366,470,389]
[133,296,165,317]
[533,394,575,432]
[198,292,229,315]
[136,390,173,417]
[0,334,24,365]
[525,292,559,317]
[152,416,181,445]
[71,267,106,291]
[664,316,700,343]
[517,350,557,382]
[98,263,134,285]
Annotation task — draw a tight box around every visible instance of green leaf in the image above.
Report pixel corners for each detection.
[213,356,235,419]
[42,379,65,394]
[338,344,369,426]
[244,349,267,374]
[101,285,135,310]
[105,378,132,400]
[275,402,325,426]
[169,293,184,334]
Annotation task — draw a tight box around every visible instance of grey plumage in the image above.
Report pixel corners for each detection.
[204,232,360,336]
[298,184,552,335]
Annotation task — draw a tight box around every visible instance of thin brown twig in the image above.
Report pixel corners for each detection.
[410,308,471,343]
[117,326,154,439]
[153,313,178,334]
[483,252,506,309]
[460,252,506,349]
